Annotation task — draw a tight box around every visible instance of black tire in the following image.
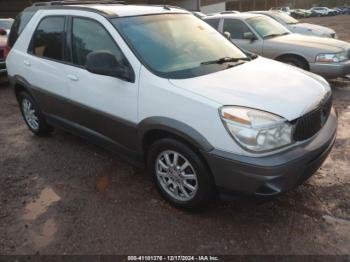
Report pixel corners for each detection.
[18,91,53,136]
[279,55,309,71]
[147,138,215,210]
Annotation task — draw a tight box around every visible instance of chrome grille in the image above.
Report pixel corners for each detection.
[293,93,332,141]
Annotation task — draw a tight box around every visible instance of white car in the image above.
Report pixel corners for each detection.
[250,11,337,38]
[6,2,337,209]
[310,7,335,16]
[270,6,291,15]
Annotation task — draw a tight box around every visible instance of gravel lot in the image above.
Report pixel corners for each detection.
[0,15,350,256]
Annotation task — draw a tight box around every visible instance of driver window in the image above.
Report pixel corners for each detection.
[71,17,127,67]
[223,19,252,40]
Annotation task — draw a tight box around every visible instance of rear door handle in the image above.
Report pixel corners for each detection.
[24,60,31,67]
[67,74,79,81]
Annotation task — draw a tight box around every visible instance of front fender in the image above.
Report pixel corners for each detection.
[138,117,214,152]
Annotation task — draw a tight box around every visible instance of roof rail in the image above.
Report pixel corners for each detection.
[220,10,240,14]
[32,0,127,7]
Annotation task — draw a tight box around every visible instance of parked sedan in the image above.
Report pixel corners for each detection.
[204,13,350,78]
[270,6,291,15]
[310,7,335,16]
[290,9,307,18]
[250,11,337,38]
[0,18,13,76]
[0,35,8,76]
[0,18,14,35]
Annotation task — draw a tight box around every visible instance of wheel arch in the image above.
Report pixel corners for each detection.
[10,75,34,101]
[275,53,310,71]
[139,117,217,193]
[139,117,214,162]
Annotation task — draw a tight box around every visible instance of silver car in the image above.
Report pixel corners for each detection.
[249,11,337,38]
[204,13,350,79]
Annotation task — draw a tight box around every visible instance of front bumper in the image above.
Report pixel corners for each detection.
[310,59,350,79]
[0,61,6,76]
[204,109,337,198]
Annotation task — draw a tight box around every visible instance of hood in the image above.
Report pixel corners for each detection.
[169,57,330,121]
[291,23,335,36]
[271,33,350,52]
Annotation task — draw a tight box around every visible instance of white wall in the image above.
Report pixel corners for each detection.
[200,2,226,13]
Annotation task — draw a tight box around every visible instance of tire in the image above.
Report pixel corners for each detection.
[18,91,53,136]
[279,56,309,71]
[147,138,215,210]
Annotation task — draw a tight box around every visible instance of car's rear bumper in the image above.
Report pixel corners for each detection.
[204,109,337,199]
[310,59,350,79]
[0,61,6,76]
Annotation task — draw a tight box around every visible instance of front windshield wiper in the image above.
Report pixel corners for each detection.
[264,32,289,38]
[200,56,250,65]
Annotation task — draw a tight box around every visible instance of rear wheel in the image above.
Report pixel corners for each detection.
[18,92,53,136]
[147,138,214,209]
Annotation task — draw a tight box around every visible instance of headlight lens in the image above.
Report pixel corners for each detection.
[316,51,348,63]
[220,106,293,152]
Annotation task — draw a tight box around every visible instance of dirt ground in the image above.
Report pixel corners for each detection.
[0,15,350,256]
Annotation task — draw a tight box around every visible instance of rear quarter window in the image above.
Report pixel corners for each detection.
[8,10,36,48]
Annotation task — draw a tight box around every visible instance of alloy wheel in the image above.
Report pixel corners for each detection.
[22,98,39,130]
[155,150,198,201]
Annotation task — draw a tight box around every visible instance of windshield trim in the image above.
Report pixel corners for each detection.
[109,13,249,79]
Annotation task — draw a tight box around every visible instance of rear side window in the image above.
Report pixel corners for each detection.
[71,18,126,66]
[8,10,36,47]
[205,18,220,29]
[223,19,252,39]
[30,16,65,61]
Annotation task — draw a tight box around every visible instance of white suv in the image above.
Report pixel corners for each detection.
[6,1,337,209]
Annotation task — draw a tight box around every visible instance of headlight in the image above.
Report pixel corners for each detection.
[220,106,293,152]
[316,51,348,63]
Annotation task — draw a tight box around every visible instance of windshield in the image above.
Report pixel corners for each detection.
[246,16,290,38]
[0,19,14,30]
[111,14,247,79]
[273,12,299,24]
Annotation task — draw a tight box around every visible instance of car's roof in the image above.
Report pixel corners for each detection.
[204,13,261,19]
[28,3,188,17]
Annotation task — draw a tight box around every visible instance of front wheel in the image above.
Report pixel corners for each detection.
[278,56,309,71]
[147,138,215,209]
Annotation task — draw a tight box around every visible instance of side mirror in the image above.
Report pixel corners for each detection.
[243,32,257,42]
[86,51,134,82]
[223,31,231,40]
[0,28,7,36]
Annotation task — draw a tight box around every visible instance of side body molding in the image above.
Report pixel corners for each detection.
[138,117,214,153]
